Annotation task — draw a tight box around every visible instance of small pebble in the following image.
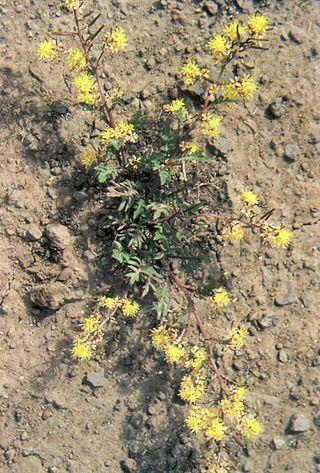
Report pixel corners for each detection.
[289,413,311,433]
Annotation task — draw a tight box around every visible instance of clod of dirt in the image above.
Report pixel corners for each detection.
[24,223,43,241]
[270,437,286,450]
[275,283,297,306]
[29,282,70,311]
[46,224,72,251]
[289,413,312,433]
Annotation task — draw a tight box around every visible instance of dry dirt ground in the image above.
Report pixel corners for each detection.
[0,0,319,472]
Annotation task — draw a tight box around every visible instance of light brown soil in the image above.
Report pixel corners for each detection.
[0,1,319,472]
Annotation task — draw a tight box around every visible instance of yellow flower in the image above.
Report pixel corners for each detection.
[164,344,186,364]
[185,348,206,371]
[219,398,244,420]
[247,14,269,38]
[207,34,230,61]
[240,189,259,205]
[208,84,220,96]
[180,59,208,86]
[163,99,188,118]
[80,147,96,168]
[201,113,223,139]
[212,287,230,307]
[72,338,93,360]
[100,121,138,147]
[237,74,257,99]
[205,418,225,441]
[74,73,96,105]
[205,455,230,473]
[226,326,247,350]
[222,81,239,100]
[107,27,128,53]
[68,48,86,70]
[224,20,246,40]
[268,226,293,248]
[37,40,57,61]
[232,387,247,402]
[240,416,262,438]
[223,223,245,241]
[98,296,122,309]
[185,407,205,434]
[64,0,81,10]
[151,325,170,349]
[180,141,198,153]
[122,298,140,317]
[179,374,205,403]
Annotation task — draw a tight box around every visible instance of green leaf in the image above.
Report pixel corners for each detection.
[133,199,146,220]
[95,165,119,183]
[142,265,156,277]
[126,271,140,284]
[159,170,169,186]
[178,314,188,325]
[109,138,122,151]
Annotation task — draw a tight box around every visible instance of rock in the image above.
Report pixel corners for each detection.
[85,370,106,388]
[258,315,274,329]
[4,448,16,462]
[51,101,68,114]
[271,437,286,450]
[203,2,218,15]
[46,224,72,250]
[275,283,297,307]
[25,224,42,241]
[268,99,286,119]
[289,413,312,433]
[289,25,306,44]
[284,143,301,162]
[278,349,289,363]
[29,282,70,311]
[140,88,152,100]
[129,414,143,429]
[128,440,140,459]
[119,459,135,473]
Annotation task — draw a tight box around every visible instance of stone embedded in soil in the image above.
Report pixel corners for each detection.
[284,143,301,163]
[46,224,72,250]
[29,282,70,311]
[289,25,307,44]
[271,437,286,450]
[275,283,297,307]
[289,413,312,433]
[258,315,274,329]
[85,370,106,388]
[278,349,289,363]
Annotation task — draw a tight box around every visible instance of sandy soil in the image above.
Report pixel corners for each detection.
[0,0,319,472]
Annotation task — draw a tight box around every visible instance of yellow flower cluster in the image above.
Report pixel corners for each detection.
[185,406,205,434]
[107,27,128,53]
[164,344,186,364]
[226,326,247,350]
[266,226,293,248]
[185,348,206,372]
[64,0,81,10]
[205,455,230,473]
[212,287,230,307]
[81,313,101,333]
[247,14,269,38]
[180,59,208,86]
[224,20,246,40]
[222,75,257,101]
[163,99,188,118]
[80,147,97,168]
[37,40,57,61]
[205,418,225,441]
[74,72,96,105]
[72,338,93,360]
[223,223,245,241]
[151,325,170,349]
[179,374,205,403]
[98,296,140,316]
[240,415,262,438]
[219,388,247,420]
[240,189,259,205]
[68,48,86,71]
[207,34,230,62]
[122,298,140,317]
[100,121,138,147]
[201,113,223,139]
[180,141,198,154]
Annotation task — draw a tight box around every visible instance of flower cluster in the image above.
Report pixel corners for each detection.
[263,225,293,248]
[107,27,128,53]
[224,20,246,40]
[163,99,188,119]
[226,326,247,351]
[212,287,230,308]
[223,223,245,242]
[72,312,102,361]
[63,0,81,10]
[240,189,259,205]
[207,34,231,62]
[98,296,140,317]
[222,75,257,100]
[180,141,198,154]
[179,374,205,403]
[201,113,223,139]
[68,48,86,71]
[180,59,208,86]
[80,147,97,168]
[247,14,269,38]
[74,72,96,105]
[100,121,138,147]
[164,344,186,363]
[37,39,57,61]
